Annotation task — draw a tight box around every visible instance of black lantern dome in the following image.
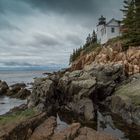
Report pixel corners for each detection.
[98,15,106,25]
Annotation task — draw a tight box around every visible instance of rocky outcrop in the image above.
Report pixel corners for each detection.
[0,114,118,140]
[28,64,124,122]
[30,116,56,140]
[0,80,9,95]
[52,123,116,140]
[10,83,26,89]
[71,43,140,75]
[0,81,31,99]
[74,126,117,140]
[28,78,55,112]
[67,98,95,121]
[31,117,118,140]
[30,118,117,140]
[14,88,31,99]
[0,112,47,140]
[104,74,140,125]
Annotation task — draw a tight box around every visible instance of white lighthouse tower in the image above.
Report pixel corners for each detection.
[97,15,106,44]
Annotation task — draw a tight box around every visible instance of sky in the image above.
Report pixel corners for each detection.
[0,0,123,68]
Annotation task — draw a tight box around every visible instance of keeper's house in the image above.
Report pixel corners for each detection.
[97,16,121,44]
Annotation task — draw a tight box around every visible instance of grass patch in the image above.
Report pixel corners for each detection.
[106,36,122,46]
[0,108,37,125]
[70,42,101,64]
[82,43,101,55]
[105,37,131,51]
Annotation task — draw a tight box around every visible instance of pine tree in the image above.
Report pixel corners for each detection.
[71,49,76,62]
[121,0,140,46]
[135,0,140,25]
[69,54,72,64]
[121,0,135,41]
[134,0,140,45]
[91,30,97,43]
[86,34,91,45]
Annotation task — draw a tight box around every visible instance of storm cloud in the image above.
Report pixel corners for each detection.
[0,0,123,68]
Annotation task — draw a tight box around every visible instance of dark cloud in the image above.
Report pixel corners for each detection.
[0,0,34,15]
[0,0,123,17]
[0,0,123,31]
[19,0,123,29]
[21,0,123,18]
[0,19,21,31]
[0,0,123,67]
[23,0,95,15]
[32,33,62,47]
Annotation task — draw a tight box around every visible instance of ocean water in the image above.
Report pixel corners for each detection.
[0,70,50,85]
[0,96,26,115]
[0,69,55,115]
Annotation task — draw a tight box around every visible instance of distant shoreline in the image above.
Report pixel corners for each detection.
[0,66,63,71]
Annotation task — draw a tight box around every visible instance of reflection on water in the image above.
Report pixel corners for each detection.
[57,107,140,140]
[55,114,69,132]
[97,111,129,140]
[0,96,26,115]
[97,107,140,140]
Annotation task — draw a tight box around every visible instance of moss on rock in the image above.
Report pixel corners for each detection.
[114,77,140,106]
[0,108,36,126]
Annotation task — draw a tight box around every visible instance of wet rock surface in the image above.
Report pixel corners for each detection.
[28,64,124,122]
[0,81,31,99]
[0,80,9,95]
[0,114,118,140]
[104,74,140,125]
[67,98,95,121]
[27,64,140,128]
[1,61,140,140]
[74,127,117,140]
[0,112,47,140]
[30,116,57,140]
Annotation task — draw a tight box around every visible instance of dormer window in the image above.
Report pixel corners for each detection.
[111,27,115,33]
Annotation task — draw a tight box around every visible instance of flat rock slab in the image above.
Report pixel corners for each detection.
[30,117,118,140]
[30,117,56,140]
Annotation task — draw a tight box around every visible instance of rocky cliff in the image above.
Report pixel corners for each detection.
[27,63,140,127]
[28,64,124,122]
[71,42,140,75]
[27,41,140,127]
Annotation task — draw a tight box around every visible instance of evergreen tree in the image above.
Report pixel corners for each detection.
[121,0,135,40]
[69,54,72,64]
[86,34,91,45]
[69,31,99,64]
[134,0,140,45]
[121,0,140,46]
[135,0,140,26]
[91,30,97,43]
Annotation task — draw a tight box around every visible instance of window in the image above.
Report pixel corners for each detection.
[104,28,106,34]
[111,27,115,33]
[101,30,104,36]
[101,28,106,36]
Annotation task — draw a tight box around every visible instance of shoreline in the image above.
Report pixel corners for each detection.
[0,66,140,140]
